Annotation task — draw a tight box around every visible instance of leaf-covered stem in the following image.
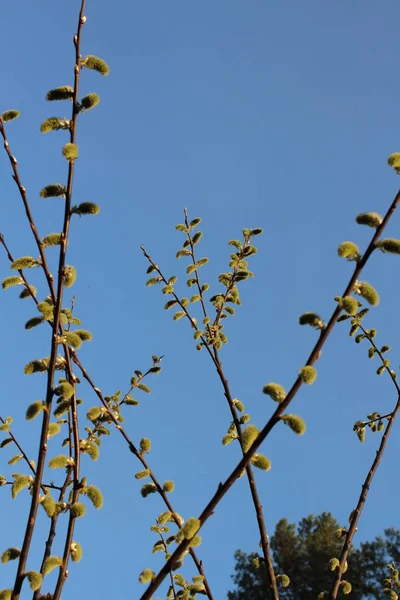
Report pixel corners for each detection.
[328,324,400,598]
[70,350,215,600]
[329,396,400,599]
[180,209,278,598]
[32,466,73,600]
[0,125,56,303]
[11,3,86,596]
[139,189,400,599]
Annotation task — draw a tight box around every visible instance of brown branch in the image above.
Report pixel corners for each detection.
[329,397,400,598]
[139,188,400,599]
[70,350,215,600]
[328,324,400,598]
[32,467,73,600]
[178,210,278,598]
[0,128,56,303]
[10,2,85,596]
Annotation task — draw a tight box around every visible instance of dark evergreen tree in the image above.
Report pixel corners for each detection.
[228,513,400,599]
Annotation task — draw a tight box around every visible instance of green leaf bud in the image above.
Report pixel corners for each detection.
[53,399,71,418]
[340,296,359,315]
[234,399,244,412]
[377,238,400,255]
[82,55,110,76]
[0,438,12,448]
[63,265,77,288]
[82,484,103,509]
[354,281,379,306]
[87,406,102,421]
[165,299,178,310]
[173,311,185,321]
[1,110,20,122]
[8,455,23,466]
[182,517,200,539]
[71,541,83,562]
[2,276,24,290]
[43,233,62,247]
[192,231,202,245]
[40,183,67,198]
[251,454,271,471]
[10,256,37,270]
[47,422,60,439]
[377,365,385,376]
[11,475,32,498]
[138,383,150,393]
[190,217,202,228]
[135,469,150,480]
[72,202,100,216]
[152,540,164,554]
[381,345,390,353]
[337,241,360,261]
[276,574,290,587]
[70,502,86,518]
[368,347,376,359]
[340,581,352,595]
[42,556,62,575]
[299,312,324,329]
[40,117,69,133]
[329,558,340,571]
[222,434,236,446]
[140,438,151,454]
[25,571,43,592]
[240,414,251,424]
[1,547,21,563]
[46,86,74,101]
[242,424,259,453]
[25,316,44,330]
[37,301,54,320]
[176,249,191,258]
[54,380,74,399]
[163,480,175,493]
[356,427,366,442]
[62,143,78,161]
[74,329,93,342]
[19,285,37,299]
[124,396,139,406]
[26,401,44,421]
[24,358,50,375]
[141,483,157,498]
[262,383,286,403]
[80,441,100,461]
[41,494,56,517]
[299,365,317,385]
[388,153,400,173]
[356,212,382,227]
[281,414,306,435]
[80,93,100,111]
[48,455,71,469]
[139,569,155,584]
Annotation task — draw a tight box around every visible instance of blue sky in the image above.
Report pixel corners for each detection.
[1,1,400,598]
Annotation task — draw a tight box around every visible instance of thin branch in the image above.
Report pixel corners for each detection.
[328,325,400,598]
[70,350,215,600]
[139,188,400,599]
[10,1,85,594]
[155,209,279,598]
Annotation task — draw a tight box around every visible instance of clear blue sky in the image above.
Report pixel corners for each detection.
[1,1,400,598]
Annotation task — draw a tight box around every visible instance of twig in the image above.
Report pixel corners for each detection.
[10,1,85,595]
[145,210,279,599]
[70,350,215,600]
[328,325,400,598]
[139,189,400,599]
